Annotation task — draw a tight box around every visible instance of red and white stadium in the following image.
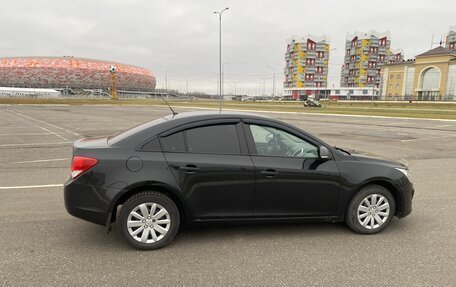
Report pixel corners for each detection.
[0,56,156,92]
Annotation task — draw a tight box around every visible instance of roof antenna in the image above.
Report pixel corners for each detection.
[160,95,178,117]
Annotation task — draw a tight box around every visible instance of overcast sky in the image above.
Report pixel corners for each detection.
[1,0,455,95]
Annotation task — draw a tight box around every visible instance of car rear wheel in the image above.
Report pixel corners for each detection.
[118,191,180,250]
[345,185,395,234]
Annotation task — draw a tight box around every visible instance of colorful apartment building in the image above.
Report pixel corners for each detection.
[340,31,403,89]
[446,26,456,51]
[284,35,330,96]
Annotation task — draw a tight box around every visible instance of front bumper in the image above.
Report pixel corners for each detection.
[397,181,414,218]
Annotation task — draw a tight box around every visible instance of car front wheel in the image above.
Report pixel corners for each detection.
[118,191,180,250]
[345,185,396,234]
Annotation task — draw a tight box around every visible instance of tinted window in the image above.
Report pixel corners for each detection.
[108,117,166,145]
[186,125,240,154]
[141,137,162,151]
[161,131,185,152]
[249,124,318,158]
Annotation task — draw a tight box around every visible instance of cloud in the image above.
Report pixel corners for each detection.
[1,0,455,94]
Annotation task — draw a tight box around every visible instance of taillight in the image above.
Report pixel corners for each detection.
[71,156,98,179]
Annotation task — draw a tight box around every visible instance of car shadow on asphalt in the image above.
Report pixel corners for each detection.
[70,220,355,251]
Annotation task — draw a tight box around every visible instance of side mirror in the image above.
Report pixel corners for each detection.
[319,146,332,160]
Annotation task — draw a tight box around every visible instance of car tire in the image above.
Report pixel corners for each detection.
[345,184,396,234]
[118,191,180,250]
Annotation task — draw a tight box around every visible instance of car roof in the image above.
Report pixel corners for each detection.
[162,110,271,121]
[109,109,330,149]
[108,110,271,146]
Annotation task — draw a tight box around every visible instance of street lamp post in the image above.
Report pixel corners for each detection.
[262,78,266,97]
[165,69,172,91]
[325,48,337,100]
[222,61,231,98]
[214,7,229,112]
[266,65,275,98]
[211,72,219,98]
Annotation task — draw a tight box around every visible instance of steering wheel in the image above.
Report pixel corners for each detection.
[288,147,304,157]
[265,133,283,155]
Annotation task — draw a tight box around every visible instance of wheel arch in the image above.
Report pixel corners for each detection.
[353,180,403,216]
[109,182,188,225]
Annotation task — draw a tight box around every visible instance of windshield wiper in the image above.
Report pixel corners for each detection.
[334,146,351,155]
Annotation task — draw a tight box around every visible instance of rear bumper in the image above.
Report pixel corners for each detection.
[397,181,414,218]
[64,179,117,226]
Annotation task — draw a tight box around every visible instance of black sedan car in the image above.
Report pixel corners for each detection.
[64,111,414,250]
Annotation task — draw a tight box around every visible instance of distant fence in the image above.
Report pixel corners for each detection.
[382,94,456,102]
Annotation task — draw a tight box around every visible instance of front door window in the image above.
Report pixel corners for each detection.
[249,124,318,158]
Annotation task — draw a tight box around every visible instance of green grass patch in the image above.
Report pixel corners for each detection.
[1,98,455,120]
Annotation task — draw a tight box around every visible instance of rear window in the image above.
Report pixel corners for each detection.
[108,117,167,145]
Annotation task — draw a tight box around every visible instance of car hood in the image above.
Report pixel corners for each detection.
[337,148,407,169]
[351,151,407,169]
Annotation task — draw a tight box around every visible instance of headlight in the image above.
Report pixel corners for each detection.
[395,167,409,179]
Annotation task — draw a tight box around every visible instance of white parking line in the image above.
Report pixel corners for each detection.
[5,109,80,136]
[0,141,71,147]
[0,126,35,129]
[4,109,72,141]
[401,135,456,142]
[0,158,70,165]
[0,184,63,190]
[0,133,51,136]
[34,124,69,141]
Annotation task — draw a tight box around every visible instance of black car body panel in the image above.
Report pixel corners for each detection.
[64,111,414,229]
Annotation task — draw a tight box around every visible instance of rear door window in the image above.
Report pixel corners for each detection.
[186,124,240,154]
[160,124,240,154]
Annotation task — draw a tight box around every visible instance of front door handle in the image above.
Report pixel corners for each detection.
[179,164,200,173]
[260,169,279,177]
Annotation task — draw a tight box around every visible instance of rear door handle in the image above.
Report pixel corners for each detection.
[179,164,200,173]
[260,169,279,177]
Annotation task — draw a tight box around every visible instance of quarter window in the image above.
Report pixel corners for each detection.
[249,124,318,158]
[141,137,161,151]
[161,131,185,152]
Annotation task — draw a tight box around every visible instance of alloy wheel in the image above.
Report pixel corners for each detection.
[127,203,171,243]
[357,194,390,230]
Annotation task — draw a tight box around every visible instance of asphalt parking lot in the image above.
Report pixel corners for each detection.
[1,104,456,286]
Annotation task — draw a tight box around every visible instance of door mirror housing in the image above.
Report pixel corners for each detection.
[319,146,332,160]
